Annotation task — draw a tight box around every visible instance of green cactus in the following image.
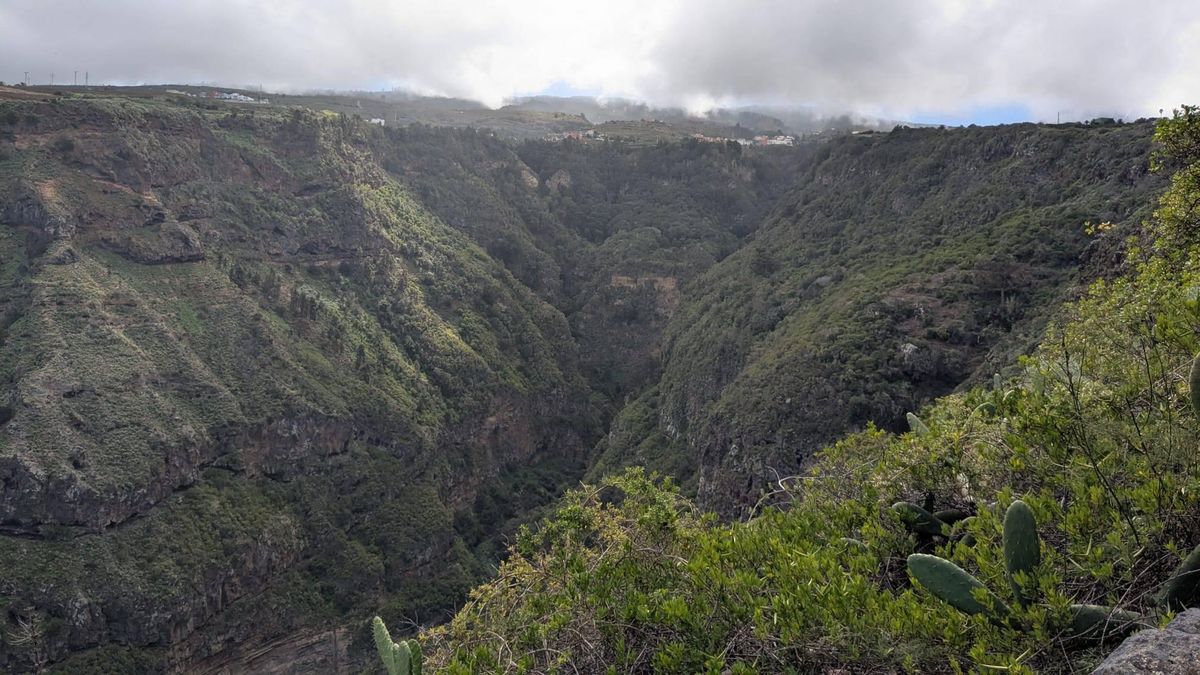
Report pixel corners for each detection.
[373,616,423,675]
[907,553,1011,623]
[951,516,977,548]
[1003,500,1041,607]
[906,412,930,436]
[934,508,969,525]
[891,501,947,537]
[907,497,1149,641]
[908,551,1151,638]
[1064,604,1143,643]
[410,640,424,675]
[970,402,996,419]
[1158,543,1200,611]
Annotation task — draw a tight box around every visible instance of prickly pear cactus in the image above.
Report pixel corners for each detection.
[907,553,1011,621]
[1065,604,1143,643]
[1159,544,1200,611]
[1003,500,1041,607]
[934,508,968,525]
[891,502,947,537]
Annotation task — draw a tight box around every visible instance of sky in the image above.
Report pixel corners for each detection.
[1,0,1197,124]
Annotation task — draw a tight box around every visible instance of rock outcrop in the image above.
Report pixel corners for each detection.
[1093,609,1200,674]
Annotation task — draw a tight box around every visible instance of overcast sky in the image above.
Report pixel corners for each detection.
[2,0,1197,123]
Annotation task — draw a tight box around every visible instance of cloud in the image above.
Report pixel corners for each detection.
[644,0,1200,119]
[1,0,1196,119]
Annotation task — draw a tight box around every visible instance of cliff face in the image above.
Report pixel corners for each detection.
[0,98,598,671]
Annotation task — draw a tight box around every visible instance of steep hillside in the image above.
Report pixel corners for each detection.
[0,94,810,672]
[0,97,600,671]
[420,108,1200,675]
[517,140,806,401]
[0,92,1173,673]
[369,128,806,409]
[594,122,1164,513]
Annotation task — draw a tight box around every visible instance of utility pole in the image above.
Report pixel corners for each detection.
[74,70,78,86]
[50,72,54,86]
[23,71,28,86]
[85,71,89,86]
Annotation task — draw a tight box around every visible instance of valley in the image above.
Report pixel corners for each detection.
[0,91,1176,672]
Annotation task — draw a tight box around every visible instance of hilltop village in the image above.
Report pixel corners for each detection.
[545,125,797,145]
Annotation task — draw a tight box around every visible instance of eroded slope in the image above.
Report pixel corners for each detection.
[0,97,597,671]
[595,122,1165,513]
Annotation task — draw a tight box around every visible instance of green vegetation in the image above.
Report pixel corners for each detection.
[595,119,1165,513]
[891,500,948,537]
[0,89,1188,672]
[1159,543,1200,611]
[375,127,805,405]
[0,95,598,671]
[419,108,1200,672]
[906,499,1143,644]
[908,552,1013,623]
[374,616,424,675]
[1001,500,1041,607]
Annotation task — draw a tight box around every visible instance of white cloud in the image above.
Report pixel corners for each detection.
[0,0,1195,118]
